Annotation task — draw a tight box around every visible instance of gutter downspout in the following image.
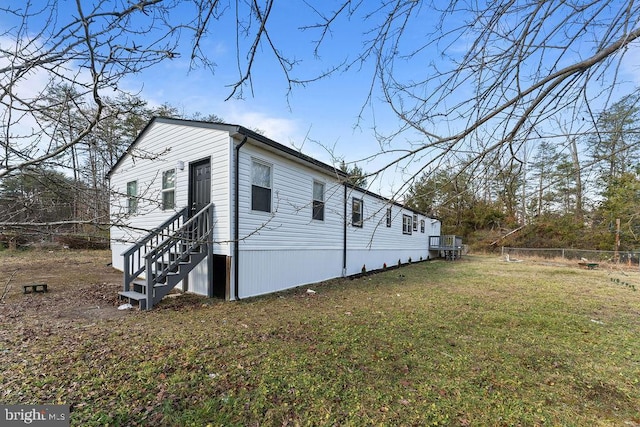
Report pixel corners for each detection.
[342,182,347,277]
[234,135,248,300]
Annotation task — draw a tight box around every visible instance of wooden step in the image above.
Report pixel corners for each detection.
[156,259,192,270]
[132,279,146,294]
[118,290,147,310]
[119,290,145,300]
[132,279,175,291]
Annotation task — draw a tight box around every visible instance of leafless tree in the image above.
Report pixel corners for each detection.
[195,1,640,203]
[307,1,639,193]
[2,2,167,178]
[1,1,639,227]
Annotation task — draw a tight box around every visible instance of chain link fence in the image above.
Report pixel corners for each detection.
[501,247,640,269]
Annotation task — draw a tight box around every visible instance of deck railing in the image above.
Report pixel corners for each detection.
[429,235,463,250]
[429,235,464,260]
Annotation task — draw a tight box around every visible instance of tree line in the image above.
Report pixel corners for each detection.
[404,92,640,252]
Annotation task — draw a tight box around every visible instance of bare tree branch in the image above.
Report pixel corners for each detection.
[0,270,17,304]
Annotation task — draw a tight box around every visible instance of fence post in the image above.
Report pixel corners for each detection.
[562,249,565,259]
[501,246,504,257]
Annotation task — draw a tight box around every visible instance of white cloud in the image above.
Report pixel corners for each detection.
[121,74,304,147]
[620,42,640,87]
[225,108,298,142]
[0,36,50,101]
[222,102,348,166]
[0,36,53,144]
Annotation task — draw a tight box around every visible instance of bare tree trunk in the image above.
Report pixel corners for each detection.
[521,144,527,225]
[70,144,79,234]
[537,170,543,217]
[569,137,583,222]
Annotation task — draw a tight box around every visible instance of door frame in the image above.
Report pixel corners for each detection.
[188,157,212,217]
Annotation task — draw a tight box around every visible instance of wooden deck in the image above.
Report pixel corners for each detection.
[429,235,464,260]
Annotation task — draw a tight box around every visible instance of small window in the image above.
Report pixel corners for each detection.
[420,220,425,233]
[352,198,363,227]
[127,181,137,214]
[402,214,412,235]
[312,181,325,221]
[386,207,392,227]
[413,214,418,231]
[251,160,272,212]
[162,169,175,210]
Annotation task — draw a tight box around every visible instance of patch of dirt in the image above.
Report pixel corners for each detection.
[52,282,130,321]
[0,250,129,325]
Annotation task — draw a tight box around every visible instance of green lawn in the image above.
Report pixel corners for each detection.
[1,251,639,426]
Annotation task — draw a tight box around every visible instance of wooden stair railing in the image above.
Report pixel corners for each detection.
[119,203,214,309]
[122,207,189,294]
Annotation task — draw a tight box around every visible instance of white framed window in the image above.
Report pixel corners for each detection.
[162,169,175,210]
[352,197,363,227]
[251,160,272,212]
[386,207,392,227]
[126,180,137,214]
[413,214,418,231]
[420,219,425,233]
[312,181,325,221]
[402,214,412,235]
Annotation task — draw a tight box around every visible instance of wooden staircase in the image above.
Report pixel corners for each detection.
[119,203,214,310]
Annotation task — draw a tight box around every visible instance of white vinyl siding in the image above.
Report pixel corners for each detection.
[109,121,233,274]
[237,144,343,251]
[110,119,439,300]
[236,143,345,297]
[344,186,430,275]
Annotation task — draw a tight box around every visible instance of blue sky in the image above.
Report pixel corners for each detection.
[116,1,442,196]
[2,1,639,197]
[117,1,640,196]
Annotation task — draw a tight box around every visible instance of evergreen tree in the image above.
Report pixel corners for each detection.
[594,169,640,251]
[338,160,368,188]
[528,140,575,216]
[0,169,76,224]
[587,92,640,185]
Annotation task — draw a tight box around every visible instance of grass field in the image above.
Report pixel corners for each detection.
[1,250,639,426]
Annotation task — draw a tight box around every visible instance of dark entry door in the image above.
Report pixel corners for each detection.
[189,158,211,216]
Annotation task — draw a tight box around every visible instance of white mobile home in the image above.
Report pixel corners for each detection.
[108,117,441,309]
